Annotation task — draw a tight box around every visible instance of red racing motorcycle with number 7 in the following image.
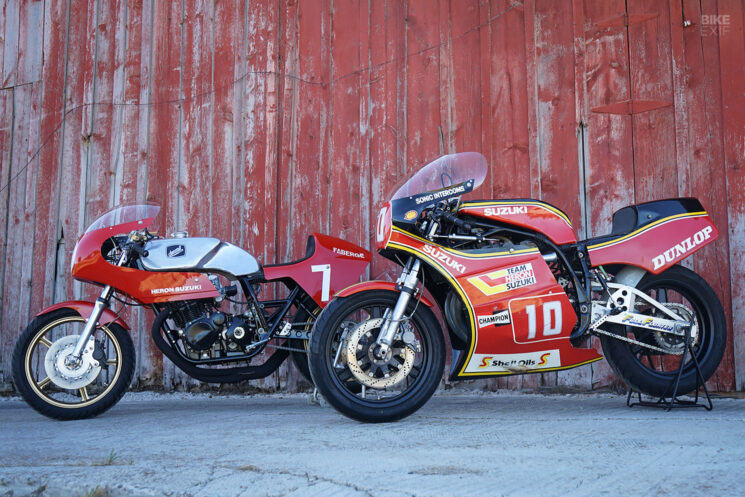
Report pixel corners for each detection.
[308,152,726,422]
[12,203,371,420]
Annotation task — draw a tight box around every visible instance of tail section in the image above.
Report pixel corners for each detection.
[586,198,718,273]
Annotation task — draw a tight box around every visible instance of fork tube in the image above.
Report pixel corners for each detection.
[69,248,128,361]
[375,258,421,352]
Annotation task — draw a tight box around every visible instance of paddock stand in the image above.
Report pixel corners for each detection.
[626,323,713,411]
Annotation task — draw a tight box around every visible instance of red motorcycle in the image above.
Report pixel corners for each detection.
[308,152,726,422]
[12,203,371,420]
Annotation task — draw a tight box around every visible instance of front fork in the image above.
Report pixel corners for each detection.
[374,257,422,356]
[65,248,128,367]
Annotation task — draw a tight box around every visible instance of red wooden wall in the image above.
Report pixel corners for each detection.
[1,0,743,392]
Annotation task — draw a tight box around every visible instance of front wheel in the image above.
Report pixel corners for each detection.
[308,290,445,423]
[11,308,135,420]
[600,265,726,397]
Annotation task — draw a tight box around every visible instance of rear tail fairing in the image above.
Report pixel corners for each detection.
[262,233,372,307]
[587,198,718,273]
[383,227,602,379]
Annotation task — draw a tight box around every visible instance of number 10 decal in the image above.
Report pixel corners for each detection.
[508,297,572,343]
[311,264,331,302]
[526,301,562,339]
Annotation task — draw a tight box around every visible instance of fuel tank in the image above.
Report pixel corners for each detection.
[141,238,261,278]
[459,200,577,245]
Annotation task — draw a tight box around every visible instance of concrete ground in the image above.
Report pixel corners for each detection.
[1,391,744,497]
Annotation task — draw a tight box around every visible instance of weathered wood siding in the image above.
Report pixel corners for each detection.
[1,0,743,391]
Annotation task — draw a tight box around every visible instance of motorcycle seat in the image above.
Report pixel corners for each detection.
[583,198,706,246]
[263,235,316,269]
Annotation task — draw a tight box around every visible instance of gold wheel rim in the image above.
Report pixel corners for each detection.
[25,316,123,409]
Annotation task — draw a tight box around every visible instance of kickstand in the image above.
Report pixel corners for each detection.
[626,323,713,411]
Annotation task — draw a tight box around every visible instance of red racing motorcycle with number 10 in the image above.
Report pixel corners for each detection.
[308,152,726,422]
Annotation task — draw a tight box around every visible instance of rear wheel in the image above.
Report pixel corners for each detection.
[11,308,135,420]
[308,290,445,423]
[289,297,321,383]
[600,265,726,397]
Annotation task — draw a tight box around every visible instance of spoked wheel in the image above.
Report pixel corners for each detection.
[12,308,135,420]
[308,290,445,422]
[600,265,726,397]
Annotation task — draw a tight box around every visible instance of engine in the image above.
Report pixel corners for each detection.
[165,299,264,360]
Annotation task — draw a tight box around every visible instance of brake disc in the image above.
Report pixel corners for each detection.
[44,335,101,390]
[343,318,415,389]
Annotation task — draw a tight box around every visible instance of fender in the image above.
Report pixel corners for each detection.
[36,301,130,329]
[335,281,435,307]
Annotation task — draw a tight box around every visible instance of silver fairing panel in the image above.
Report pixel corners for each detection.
[141,238,261,278]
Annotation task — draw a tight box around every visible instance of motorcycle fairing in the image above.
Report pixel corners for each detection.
[72,219,221,304]
[587,199,718,274]
[263,233,372,307]
[459,200,577,245]
[385,227,602,378]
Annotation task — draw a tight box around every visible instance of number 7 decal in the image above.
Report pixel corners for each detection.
[311,264,331,302]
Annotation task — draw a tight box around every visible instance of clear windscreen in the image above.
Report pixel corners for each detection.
[85,203,161,233]
[390,152,488,200]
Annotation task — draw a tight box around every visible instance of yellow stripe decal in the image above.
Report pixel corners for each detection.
[461,200,572,226]
[587,212,707,250]
[391,227,539,259]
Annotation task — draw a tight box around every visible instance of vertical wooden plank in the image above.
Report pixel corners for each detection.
[328,0,362,244]
[366,0,404,283]
[146,0,184,385]
[671,0,735,391]
[405,0,440,169]
[445,0,482,154]
[211,0,239,244]
[717,0,745,390]
[532,0,590,390]
[118,0,158,382]
[30,0,69,322]
[16,0,46,359]
[488,0,531,200]
[627,0,678,202]
[581,0,635,392]
[0,0,28,369]
[0,0,21,368]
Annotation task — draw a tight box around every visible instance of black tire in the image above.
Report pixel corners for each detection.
[600,265,726,397]
[288,297,321,384]
[11,308,135,420]
[308,290,445,423]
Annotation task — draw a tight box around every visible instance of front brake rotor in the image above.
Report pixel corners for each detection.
[44,335,101,390]
[343,318,415,389]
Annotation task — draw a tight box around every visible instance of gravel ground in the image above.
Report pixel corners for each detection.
[1,390,744,497]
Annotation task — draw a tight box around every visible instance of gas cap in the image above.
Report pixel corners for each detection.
[172,231,188,238]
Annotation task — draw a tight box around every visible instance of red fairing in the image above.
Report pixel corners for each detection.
[375,202,392,250]
[386,228,601,378]
[460,201,577,245]
[587,213,718,273]
[335,281,435,307]
[263,233,372,307]
[37,301,130,329]
[71,219,220,304]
